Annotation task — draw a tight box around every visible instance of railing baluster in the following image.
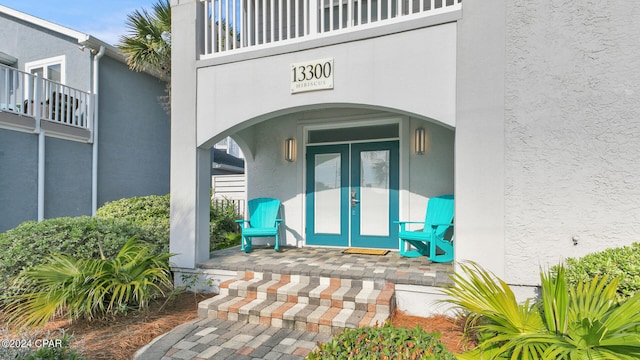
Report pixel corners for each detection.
[376,0,381,22]
[2,68,8,109]
[320,0,325,32]
[254,0,259,44]
[309,0,318,34]
[338,0,344,29]
[330,0,334,30]
[66,90,72,125]
[367,0,371,24]
[303,0,307,35]
[430,0,434,11]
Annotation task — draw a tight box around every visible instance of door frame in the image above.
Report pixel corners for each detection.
[301,116,408,249]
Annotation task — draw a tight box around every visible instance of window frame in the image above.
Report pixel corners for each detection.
[25,55,66,84]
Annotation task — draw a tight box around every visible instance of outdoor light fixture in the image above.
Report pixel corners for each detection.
[285,138,296,162]
[415,127,426,155]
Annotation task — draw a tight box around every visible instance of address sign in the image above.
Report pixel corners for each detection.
[290,58,334,94]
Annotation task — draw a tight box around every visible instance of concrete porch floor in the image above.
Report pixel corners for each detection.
[197,245,453,287]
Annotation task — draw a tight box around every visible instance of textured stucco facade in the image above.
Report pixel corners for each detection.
[501,1,640,285]
[456,1,640,287]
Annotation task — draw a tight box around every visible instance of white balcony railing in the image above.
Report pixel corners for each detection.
[200,0,461,56]
[0,63,92,130]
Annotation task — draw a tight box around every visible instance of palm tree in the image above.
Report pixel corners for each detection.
[118,0,171,110]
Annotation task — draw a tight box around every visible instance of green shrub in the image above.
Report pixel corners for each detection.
[561,242,640,301]
[0,216,164,298]
[6,238,173,328]
[210,199,241,248]
[96,194,170,246]
[212,232,242,251]
[97,194,170,225]
[306,322,455,360]
[99,194,241,251]
[442,262,640,359]
[0,194,240,300]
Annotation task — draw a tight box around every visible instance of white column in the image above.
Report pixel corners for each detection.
[170,0,211,269]
[455,0,506,278]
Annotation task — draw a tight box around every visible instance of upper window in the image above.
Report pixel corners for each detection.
[25,55,65,84]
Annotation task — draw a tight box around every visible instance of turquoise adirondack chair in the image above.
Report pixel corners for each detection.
[396,194,454,262]
[236,198,283,253]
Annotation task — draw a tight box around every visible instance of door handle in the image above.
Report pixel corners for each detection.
[351,190,359,207]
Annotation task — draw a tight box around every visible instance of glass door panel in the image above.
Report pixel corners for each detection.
[359,150,390,236]
[305,145,349,246]
[350,141,399,249]
[314,153,342,234]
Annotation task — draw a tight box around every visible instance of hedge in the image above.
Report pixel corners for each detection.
[562,242,640,301]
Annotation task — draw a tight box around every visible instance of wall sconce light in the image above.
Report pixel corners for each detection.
[284,138,296,162]
[415,127,426,155]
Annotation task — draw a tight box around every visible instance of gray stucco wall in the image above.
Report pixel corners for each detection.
[0,12,92,91]
[503,2,640,285]
[44,137,92,218]
[0,129,37,232]
[98,56,170,204]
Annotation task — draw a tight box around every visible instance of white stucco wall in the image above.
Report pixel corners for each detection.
[195,23,457,147]
[241,116,304,247]
[502,2,640,285]
[407,118,455,224]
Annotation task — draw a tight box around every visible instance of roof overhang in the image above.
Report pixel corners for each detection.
[0,5,166,81]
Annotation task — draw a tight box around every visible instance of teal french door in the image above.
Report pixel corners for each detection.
[305,141,399,249]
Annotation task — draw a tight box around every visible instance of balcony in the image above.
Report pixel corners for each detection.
[0,63,93,139]
[199,0,461,58]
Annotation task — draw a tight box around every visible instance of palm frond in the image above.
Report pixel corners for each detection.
[443,262,640,359]
[6,238,173,328]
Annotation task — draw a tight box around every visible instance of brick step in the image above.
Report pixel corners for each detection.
[198,271,395,334]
